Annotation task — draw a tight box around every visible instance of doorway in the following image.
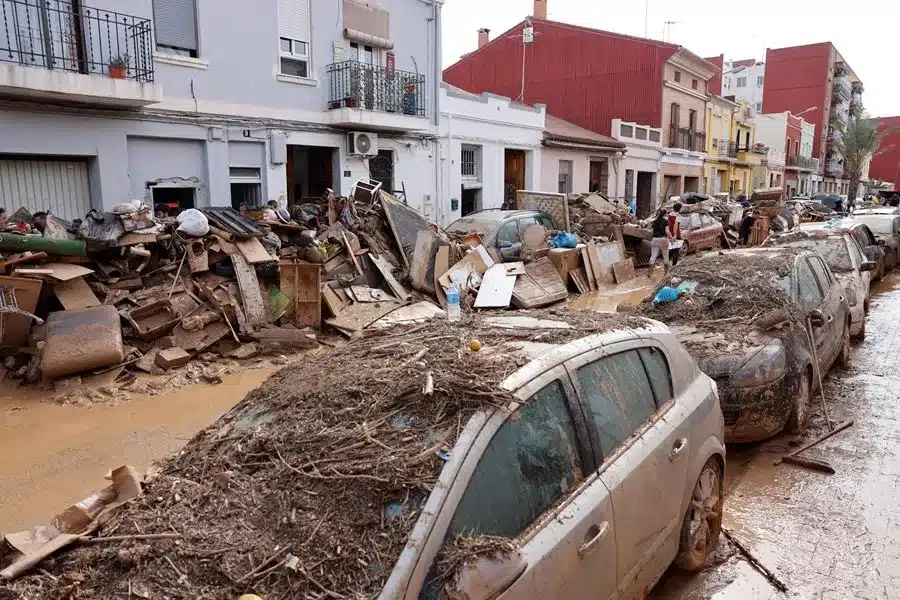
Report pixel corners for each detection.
[504,149,526,208]
[370,149,394,194]
[461,188,482,216]
[590,159,609,195]
[636,171,653,218]
[684,176,700,193]
[286,146,336,206]
[151,186,195,213]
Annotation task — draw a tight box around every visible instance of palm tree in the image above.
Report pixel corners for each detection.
[832,115,890,201]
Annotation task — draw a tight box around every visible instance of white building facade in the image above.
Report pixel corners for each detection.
[722,59,766,114]
[611,119,662,217]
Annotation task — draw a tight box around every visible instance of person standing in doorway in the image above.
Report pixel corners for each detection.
[668,202,683,266]
[649,207,671,268]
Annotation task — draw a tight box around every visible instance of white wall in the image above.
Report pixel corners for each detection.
[437,86,546,226]
[723,61,766,113]
[801,121,815,159]
[754,112,788,156]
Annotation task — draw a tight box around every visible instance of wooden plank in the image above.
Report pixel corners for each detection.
[235,237,272,264]
[438,250,487,291]
[280,262,322,329]
[409,230,436,293]
[433,245,449,308]
[118,231,158,246]
[325,300,404,335]
[379,191,431,270]
[613,258,636,284]
[231,253,267,331]
[570,268,588,293]
[592,241,622,285]
[371,254,411,301]
[12,268,53,276]
[0,276,42,348]
[474,264,517,308]
[580,246,597,291]
[321,282,347,317]
[43,262,94,282]
[54,277,101,310]
[341,231,364,276]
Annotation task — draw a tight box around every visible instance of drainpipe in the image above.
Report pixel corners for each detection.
[431,0,442,224]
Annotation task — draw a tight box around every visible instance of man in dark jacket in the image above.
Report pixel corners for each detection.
[649,207,671,266]
[740,210,758,245]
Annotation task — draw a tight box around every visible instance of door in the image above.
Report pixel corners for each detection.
[846,236,871,299]
[416,368,616,600]
[567,344,691,598]
[699,214,718,249]
[370,149,394,194]
[590,159,609,195]
[504,150,526,208]
[0,157,91,221]
[795,257,832,371]
[808,255,845,367]
[636,172,653,218]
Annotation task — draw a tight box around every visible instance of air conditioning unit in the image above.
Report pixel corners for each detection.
[347,132,378,157]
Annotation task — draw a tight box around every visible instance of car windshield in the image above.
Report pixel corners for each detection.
[854,217,895,235]
[777,238,853,272]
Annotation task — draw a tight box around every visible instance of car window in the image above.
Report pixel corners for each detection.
[678,214,692,230]
[497,221,519,246]
[808,256,832,290]
[700,215,715,228]
[894,218,900,235]
[847,237,864,269]
[796,260,824,311]
[575,350,657,458]
[517,216,538,232]
[445,380,582,540]
[690,213,702,229]
[639,347,673,405]
[537,215,554,230]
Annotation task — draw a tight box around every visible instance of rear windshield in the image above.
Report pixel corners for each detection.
[854,217,897,235]
[445,218,494,236]
[778,239,853,272]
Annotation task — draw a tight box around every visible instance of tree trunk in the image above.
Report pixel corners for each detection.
[848,171,861,202]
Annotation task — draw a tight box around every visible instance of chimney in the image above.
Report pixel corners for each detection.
[478,28,490,48]
[533,0,547,19]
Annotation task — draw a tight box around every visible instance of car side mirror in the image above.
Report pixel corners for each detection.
[445,549,527,600]
[859,261,876,272]
[877,239,886,246]
[808,309,826,328]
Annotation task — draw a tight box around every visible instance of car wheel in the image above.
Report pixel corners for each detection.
[786,370,811,434]
[864,298,871,314]
[682,240,691,255]
[854,315,866,341]
[675,459,723,572]
[838,325,852,369]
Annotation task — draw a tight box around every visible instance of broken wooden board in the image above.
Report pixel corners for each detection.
[585,241,608,285]
[251,327,318,352]
[341,231,364,277]
[548,248,581,283]
[41,263,94,282]
[511,257,569,309]
[516,190,570,231]
[580,246,598,291]
[372,301,445,328]
[438,250,488,292]
[235,237,272,265]
[433,246,449,308]
[379,191,431,270]
[54,277,100,310]
[12,268,53,277]
[279,262,321,329]
[570,268,589,293]
[325,300,404,335]
[349,285,391,303]
[321,281,348,317]
[0,276,42,349]
[613,258,636,284]
[168,321,231,355]
[370,254,411,301]
[118,231,159,246]
[583,193,619,214]
[410,229,439,294]
[474,264,517,308]
[231,253,267,332]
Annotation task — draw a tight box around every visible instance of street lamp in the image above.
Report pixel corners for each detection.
[795,106,818,118]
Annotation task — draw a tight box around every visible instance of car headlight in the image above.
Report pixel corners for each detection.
[729,340,787,388]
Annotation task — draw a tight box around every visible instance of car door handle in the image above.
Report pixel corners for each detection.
[827,315,834,323]
[669,438,687,462]
[578,521,610,558]
[839,296,845,303]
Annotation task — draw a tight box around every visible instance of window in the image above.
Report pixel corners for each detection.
[153,0,199,57]
[278,0,311,76]
[635,128,648,140]
[689,213,702,229]
[688,109,697,131]
[558,160,573,194]
[808,256,833,290]
[576,351,657,458]
[670,103,680,127]
[536,214,554,230]
[700,214,715,228]
[755,102,763,112]
[757,75,764,87]
[280,37,309,78]
[446,381,581,539]
[620,124,634,138]
[649,130,661,143]
[737,76,747,88]
[461,145,480,179]
[349,42,376,65]
[692,78,698,90]
[674,70,682,83]
[796,260,824,311]
[497,221,519,246]
[639,347,673,404]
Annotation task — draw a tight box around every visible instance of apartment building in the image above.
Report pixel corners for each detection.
[868,116,900,191]
[722,59,765,114]
[443,0,715,212]
[0,0,443,220]
[763,42,863,196]
[755,111,818,198]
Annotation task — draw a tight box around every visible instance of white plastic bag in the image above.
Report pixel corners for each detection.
[176,208,210,237]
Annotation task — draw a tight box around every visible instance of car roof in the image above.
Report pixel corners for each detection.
[854,207,900,215]
[451,209,546,223]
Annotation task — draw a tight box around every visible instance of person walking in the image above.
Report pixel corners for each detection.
[649,207,671,267]
[668,202,683,266]
[739,209,758,246]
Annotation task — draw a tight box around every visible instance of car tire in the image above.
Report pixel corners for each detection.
[854,316,866,341]
[682,240,691,256]
[674,459,723,572]
[838,325,852,369]
[786,370,812,434]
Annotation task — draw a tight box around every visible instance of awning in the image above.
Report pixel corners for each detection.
[343,28,394,50]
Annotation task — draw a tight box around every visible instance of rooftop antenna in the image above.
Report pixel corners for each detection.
[663,20,677,42]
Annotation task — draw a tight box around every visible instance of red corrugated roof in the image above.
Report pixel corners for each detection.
[544,114,625,149]
[732,58,757,68]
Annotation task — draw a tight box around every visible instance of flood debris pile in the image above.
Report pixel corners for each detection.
[0,312,627,599]
[567,192,635,239]
[641,250,803,355]
[436,535,520,590]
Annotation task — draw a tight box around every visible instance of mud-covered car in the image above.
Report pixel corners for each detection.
[848,213,900,272]
[4,314,725,600]
[764,229,875,339]
[800,220,887,280]
[642,248,851,443]
[676,211,725,254]
[446,210,554,261]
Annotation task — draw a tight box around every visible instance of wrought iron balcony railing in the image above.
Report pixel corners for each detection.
[326,60,426,117]
[668,125,706,152]
[789,155,819,170]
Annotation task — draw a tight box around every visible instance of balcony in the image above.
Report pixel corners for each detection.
[789,155,819,171]
[833,75,851,102]
[326,60,429,132]
[0,0,160,107]
[668,125,706,153]
[717,139,737,158]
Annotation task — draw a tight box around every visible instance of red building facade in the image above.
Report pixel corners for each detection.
[869,116,900,189]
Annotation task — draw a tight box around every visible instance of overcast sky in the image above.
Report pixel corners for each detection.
[441,0,899,117]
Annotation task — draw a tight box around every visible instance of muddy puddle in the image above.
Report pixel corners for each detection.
[0,368,276,532]
[568,275,658,313]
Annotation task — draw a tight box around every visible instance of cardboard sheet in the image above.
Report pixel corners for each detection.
[53,277,100,310]
[474,264,518,308]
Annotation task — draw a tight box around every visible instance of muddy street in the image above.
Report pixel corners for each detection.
[652,274,900,599]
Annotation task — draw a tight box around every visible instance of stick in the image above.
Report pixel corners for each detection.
[168,251,188,300]
[721,527,788,592]
[805,318,833,431]
[774,420,853,466]
[236,548,284,583]
[782,455,835,474]
[423,371,434,396]
[80,533,182,543]
[402,348,427,367]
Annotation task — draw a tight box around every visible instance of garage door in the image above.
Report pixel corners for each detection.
[0,158,92,221]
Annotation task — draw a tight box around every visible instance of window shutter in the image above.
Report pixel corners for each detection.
[279,0,311,42]
[153,0,198,51]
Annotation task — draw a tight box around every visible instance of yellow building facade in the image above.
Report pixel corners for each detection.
[732,101,764,196]
[704,95,737,195]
